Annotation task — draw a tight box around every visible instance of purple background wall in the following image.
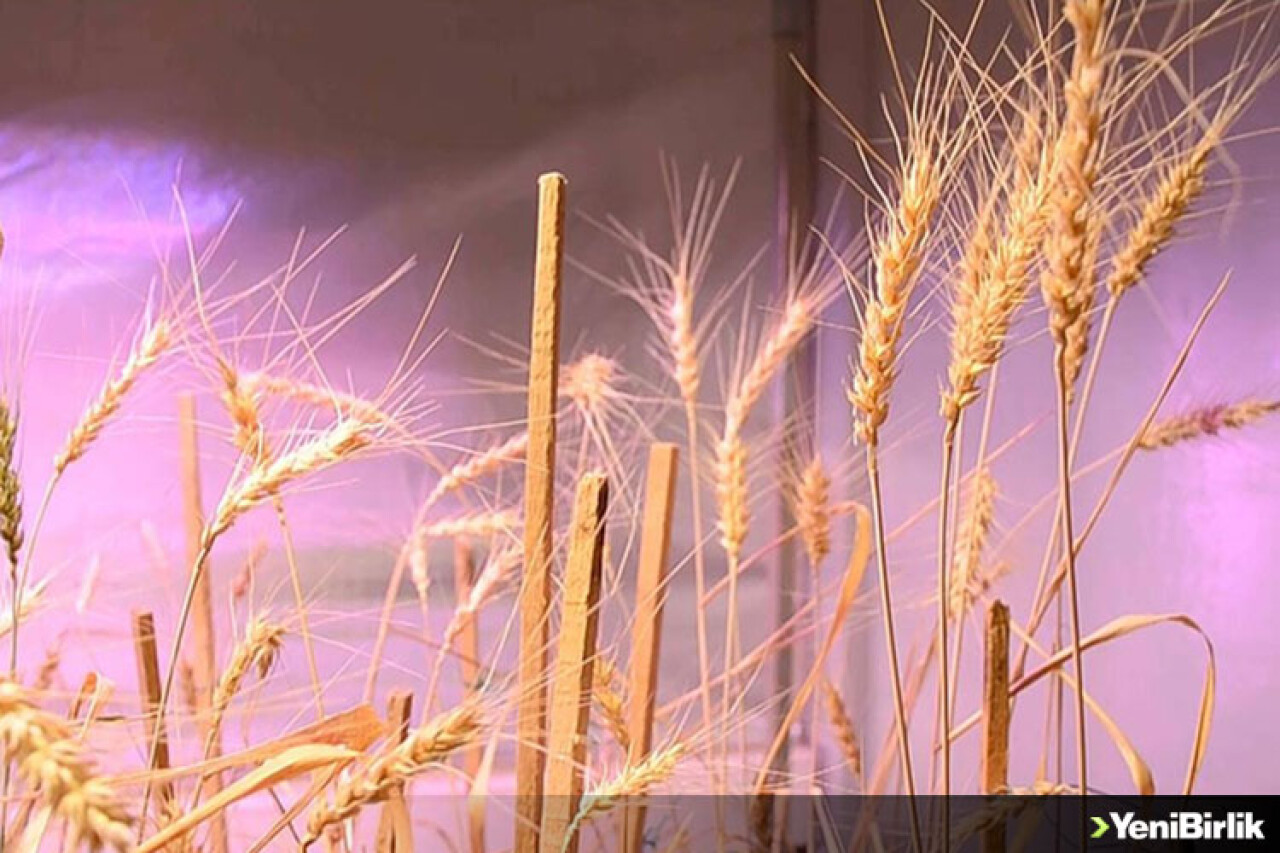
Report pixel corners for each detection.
[0,0,1277,796]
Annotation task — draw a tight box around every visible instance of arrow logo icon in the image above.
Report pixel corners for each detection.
[1091,816,1110,839]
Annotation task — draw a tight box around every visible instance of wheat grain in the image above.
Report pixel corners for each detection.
[304,702,482,845]
[820,678,861,779]
[55,320,172,475]
[1140,399,1280,449]
[0,681,133,850]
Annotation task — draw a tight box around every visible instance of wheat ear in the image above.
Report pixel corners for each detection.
[425,433,528,509]
[1107,137,1214,299]
[422,511,519,540]
[794,455,832,566]
[592,659,630,753]
[55,320,172,475]
[562,744,683,850]
[0,400,22,570]
[204,619,285,758]
[949,468,998,620]
[1140,399,1280,449]
[820,678,862,781]
[303,702,482,846]
[0,681,133,851]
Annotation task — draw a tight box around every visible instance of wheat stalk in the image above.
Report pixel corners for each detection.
[303,702,482,846]
[820,678,861,781]
[0,681,133,851]
[55,320,172,475]
[1040,0,1109,813]
[1139,399,1280,449]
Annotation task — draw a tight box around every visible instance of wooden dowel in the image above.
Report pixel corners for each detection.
[981,600,1011,853]
[454,538,486,853]
[132,611,172,807]
[516,171,567,853]
[376,690,414,853]
[620,444,679,853]
[178,392,227,853]
[538,473,608,853]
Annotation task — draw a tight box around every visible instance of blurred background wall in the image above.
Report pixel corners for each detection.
[0,0,1277,796]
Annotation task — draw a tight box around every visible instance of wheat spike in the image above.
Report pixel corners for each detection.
[943,112,1050,421]
[304,702,482,845]
[794,456,831,565]
[851,142,942,445]
[564,743,683,843]
[820,678,861,779]
[220,365,271,464]
[206,619,285,752]
[561,353,620,420]
[425,433,528,508]
[713,430,748,562]
[1107,137,1213,299]
[1140,399,1280,450]
[0,681,133,851]
[422,511,519,540]
[207,419,374,544]
[0,399,22,568]
[1041,0,1107,396]
[949,468,998,620]
[241,371,404,432]
[55,319,172,475]
[591,658,630,752]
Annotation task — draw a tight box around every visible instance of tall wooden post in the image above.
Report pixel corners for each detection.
[132,611,173,808]
[982,601,1011,853]
[539,474,608,853]
[621,444,679,853]
[515,172,567,853]
[177,392,227,852]
[773,0,818,786]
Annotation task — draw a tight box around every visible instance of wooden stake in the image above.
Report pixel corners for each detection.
[516,171,567,853]
[981,600,1011,853]
[178,392,227,853]
[132,611,173,807]
[538,473,608,853]
[376,691,414,853]
[454,538,486,853]
[620,444,679,853]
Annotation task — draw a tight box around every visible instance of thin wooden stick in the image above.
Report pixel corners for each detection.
[538,473,608,853]
[516,171,567,853]
[132,611,173,807]
[375,691,414,853]
[453,538,486,853]
[178,392,227,853]
[620,444,678,853]
[981,600,1011,853]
